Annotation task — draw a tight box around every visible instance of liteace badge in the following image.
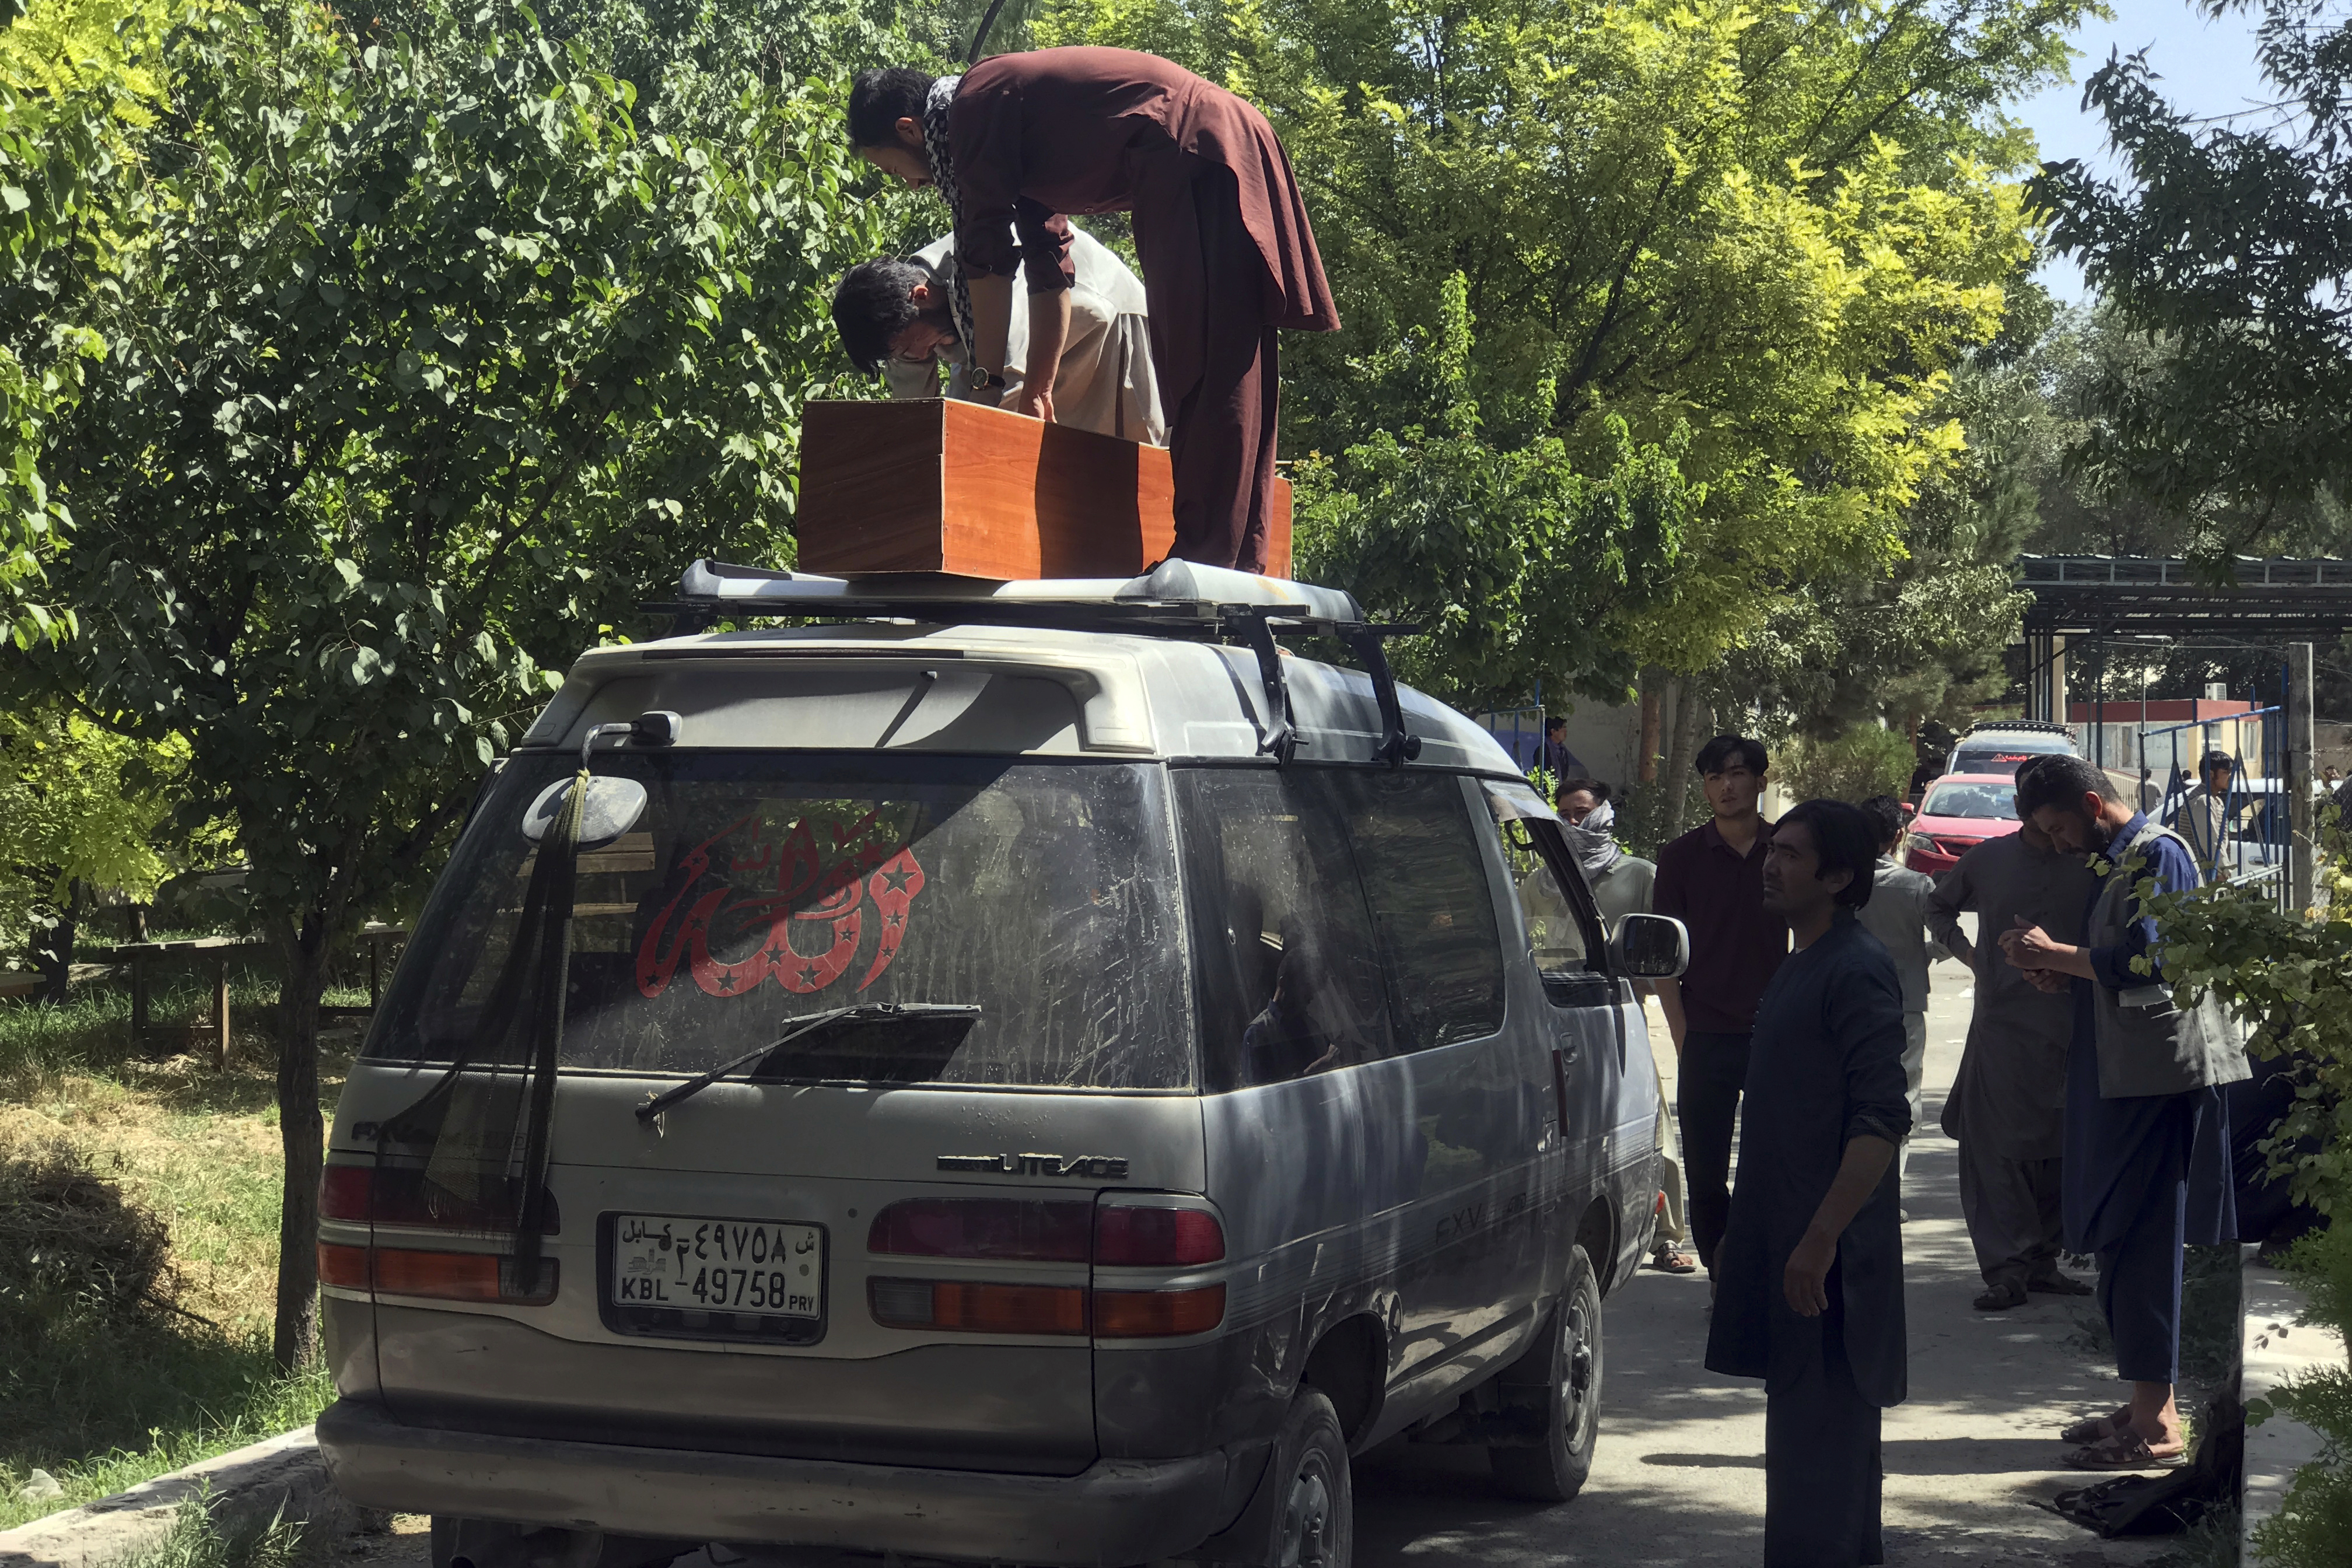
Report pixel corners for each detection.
[937,1153,1130,1178]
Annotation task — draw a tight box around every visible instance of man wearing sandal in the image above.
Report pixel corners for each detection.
[1706,800,1910,1567]
[2001,755,2249,1472]
[1926,796,2098,1311]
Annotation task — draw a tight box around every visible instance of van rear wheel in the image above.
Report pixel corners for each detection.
[1254,1385,1353,1567]
[1488,1242,1603,1503]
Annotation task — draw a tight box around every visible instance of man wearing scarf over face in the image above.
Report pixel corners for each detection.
[1559,780,1696,1274]
[846,51,1339,573]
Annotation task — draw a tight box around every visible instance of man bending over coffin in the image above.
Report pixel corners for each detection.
[847,48,1339,574]
[1706,798,1910,1568]
[831,227,1166,446]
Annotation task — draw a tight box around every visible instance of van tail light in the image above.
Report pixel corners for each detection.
[1094,1203,1224,1265]
[318,1241,371,1289]
[869,1278,1088,1335]
[317,1163,559,1234]
[866,1197,1227,1339]
[1093,1285,1226,1338]
[321,1166,372,1223]
[867,1199,1091,1261]
[317,1241,557,1304]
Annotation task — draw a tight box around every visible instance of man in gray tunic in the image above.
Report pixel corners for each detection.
[831,227,1166,444]
[1706,799,1910,1567]
[1926,808,2098,1310]
[1857,796,1940,1204]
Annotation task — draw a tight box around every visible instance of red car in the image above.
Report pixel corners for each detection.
[1902,773,2021,876]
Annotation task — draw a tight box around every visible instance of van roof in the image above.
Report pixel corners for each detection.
[520,620,1522,774]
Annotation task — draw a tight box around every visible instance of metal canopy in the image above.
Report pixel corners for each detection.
[2020,554,2352,636]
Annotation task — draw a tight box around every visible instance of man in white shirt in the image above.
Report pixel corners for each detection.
[831,228,1166,445]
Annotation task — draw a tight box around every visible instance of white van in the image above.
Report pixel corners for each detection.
[314,561,1684,1568]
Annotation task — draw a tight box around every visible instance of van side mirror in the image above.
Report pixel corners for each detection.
[1612,914,1689,980]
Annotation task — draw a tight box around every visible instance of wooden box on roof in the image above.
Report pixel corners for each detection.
[793,398,1292,580]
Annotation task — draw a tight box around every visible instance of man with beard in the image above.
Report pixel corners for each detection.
[2000,755,2249,1469]
[1705,799,1910,1567]
[1925,763,2098,1311]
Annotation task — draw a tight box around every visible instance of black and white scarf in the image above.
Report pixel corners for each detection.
[921,75,975,360]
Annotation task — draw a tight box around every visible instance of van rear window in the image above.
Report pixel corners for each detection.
[366,753,1194,1090]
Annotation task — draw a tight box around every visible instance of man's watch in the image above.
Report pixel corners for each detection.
[969,366,1008,393]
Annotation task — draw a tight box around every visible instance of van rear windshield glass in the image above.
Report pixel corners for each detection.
[365,753,1193,1090]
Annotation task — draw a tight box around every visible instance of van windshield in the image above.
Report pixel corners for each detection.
[366,752,1193,1091]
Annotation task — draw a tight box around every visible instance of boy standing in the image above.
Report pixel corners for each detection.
[1653,736,1787,1272]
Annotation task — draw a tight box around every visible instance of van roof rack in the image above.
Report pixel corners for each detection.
[641,558,1423,766]
[1959,719,2075,738]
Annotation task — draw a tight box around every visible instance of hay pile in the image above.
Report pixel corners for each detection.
[0,1138,183,1352]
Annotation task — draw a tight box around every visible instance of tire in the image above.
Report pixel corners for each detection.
[1252,1385,1354,1568]
[1488,1242,1604,1503]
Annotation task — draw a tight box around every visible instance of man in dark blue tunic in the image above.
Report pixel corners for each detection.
[1706,799,1912,1567]
[2001,755,2248,1469]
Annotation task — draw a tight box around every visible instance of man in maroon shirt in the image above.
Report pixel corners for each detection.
[1653,735,1790,1274]
[846,48,1339,574]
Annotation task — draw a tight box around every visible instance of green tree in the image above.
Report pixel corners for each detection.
[1039,0,2084,692]
[2039,1,2352,562]
[1292,274,1693,709]
[1774,723,1918,804]
[1723,352,2042,740]
[0,0,188,648]
[28,0,897,1366]
[0,704,186,998]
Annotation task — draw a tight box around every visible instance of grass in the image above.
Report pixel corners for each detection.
[116,1496,316,1568]
[2155,1504,2243,1568]
[0,961,368,1530]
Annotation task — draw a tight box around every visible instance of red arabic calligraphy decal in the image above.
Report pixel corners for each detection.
[635,807,926,1000]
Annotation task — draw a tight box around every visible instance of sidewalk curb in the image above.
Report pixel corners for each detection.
[2242,1258,2347,1562]
[0,1429,353,1568]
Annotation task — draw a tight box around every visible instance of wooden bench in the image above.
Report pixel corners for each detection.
[82,936,261,1069]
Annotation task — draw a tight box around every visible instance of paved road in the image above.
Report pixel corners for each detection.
[327,951,2190,1568]
[1353,950,2178,1568]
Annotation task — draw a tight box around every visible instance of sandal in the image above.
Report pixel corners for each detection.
[1650,1245,1699,1275]
[2059,1408,2132,1444]
[2063,1430,2187,1471]
[1973,1282,2027,1311]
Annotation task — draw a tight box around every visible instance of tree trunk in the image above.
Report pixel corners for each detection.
[273,909,332,1371]
[1637,677,1662,784]
[1662,685,1712,831]
[34,878,89,1006]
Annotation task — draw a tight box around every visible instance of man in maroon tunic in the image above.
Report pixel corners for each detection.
[848,48,1339,575]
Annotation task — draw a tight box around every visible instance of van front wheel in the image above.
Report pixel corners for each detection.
[1488,1242,1603,1503]
[1255,1385,1353,1568]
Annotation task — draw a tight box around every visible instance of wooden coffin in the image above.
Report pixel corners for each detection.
[794,398,1292,580]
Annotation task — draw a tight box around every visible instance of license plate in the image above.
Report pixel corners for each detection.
[608,1213,825,1320]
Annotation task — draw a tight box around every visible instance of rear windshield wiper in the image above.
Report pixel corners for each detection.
[635,1003,982,1121]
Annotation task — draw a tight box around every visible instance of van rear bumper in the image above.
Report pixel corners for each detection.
[316,1399,1234,1566]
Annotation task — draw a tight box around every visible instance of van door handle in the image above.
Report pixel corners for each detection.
[1550,1045,1572,1128]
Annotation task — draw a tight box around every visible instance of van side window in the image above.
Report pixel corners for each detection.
[1329,772,1507,1051]
[1173,769,1398,1093]
[1479,780,1608,979]
[1502,828,1588,975]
